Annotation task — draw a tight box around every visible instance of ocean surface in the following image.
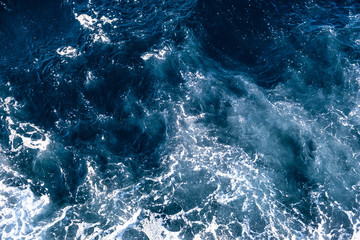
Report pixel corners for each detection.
[1,0,360,239]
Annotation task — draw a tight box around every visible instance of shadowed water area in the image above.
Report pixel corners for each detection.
[1,0,360,239]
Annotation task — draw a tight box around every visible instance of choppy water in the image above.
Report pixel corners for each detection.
[1,0,360,239]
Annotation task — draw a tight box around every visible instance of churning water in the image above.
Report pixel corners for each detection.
[1,0,360,239]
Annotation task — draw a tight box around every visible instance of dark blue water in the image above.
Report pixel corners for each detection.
[1,0,360,239]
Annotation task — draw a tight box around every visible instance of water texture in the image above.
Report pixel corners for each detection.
[1,0,360,239]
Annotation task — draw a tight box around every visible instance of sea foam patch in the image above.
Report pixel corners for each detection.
[6,117,50,152]
[74,13,117,43]
[56,46,80,58]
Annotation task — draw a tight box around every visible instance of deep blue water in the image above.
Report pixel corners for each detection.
[1,0,360,239]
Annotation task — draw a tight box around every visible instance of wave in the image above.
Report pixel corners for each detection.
[1,0,360,239]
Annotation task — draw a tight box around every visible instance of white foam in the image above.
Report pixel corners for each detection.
[93,29,110,43]
[85,71,96,87]
[103,209,141,239]
[100,16,118,25]
[75,14,98,30]
[352,219,360,240]
[6,116,50,152]
[0,180,50,239]
[141,46,171,61]
[74,13,116,43]
[56,46,80,58]
[140,212,180,240]
[0,97,51,152]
